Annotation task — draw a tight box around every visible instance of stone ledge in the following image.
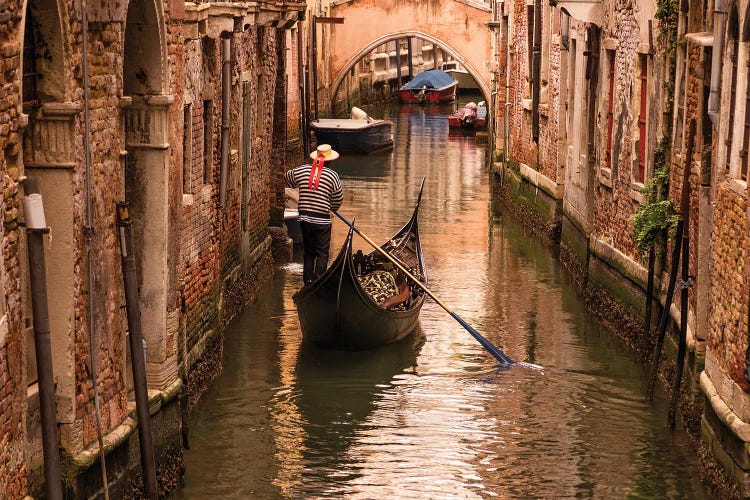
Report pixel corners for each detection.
[128,379,183,418]
[705,349,750,424]
[247,235,273,268]
[562,199,591,236]
[589,235,649,289]
[700,368,750,443]
[64,417,137,473]
[518,162,563,199]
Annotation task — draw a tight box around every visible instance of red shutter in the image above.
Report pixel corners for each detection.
[637,55,647,183]
[606,50,615,170]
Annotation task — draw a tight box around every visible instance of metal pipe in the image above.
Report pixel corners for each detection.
[708,0,726,125]
[22,179,63,500]
[116,203,158,499]
[297,18,307,154]
[304,64,312,153]
[504,10,511,173]
[531,0,542,142]
[312,15,319,121]
[219,34,232,208]
[81,0,110,495]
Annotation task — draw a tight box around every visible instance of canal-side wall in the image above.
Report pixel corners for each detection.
[0,0,304,498]
[495,0,750,495]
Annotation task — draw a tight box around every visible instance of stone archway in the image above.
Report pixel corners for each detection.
[19,0,83,486]
[21,0,78,427]
[331,31,491,107]
[122,0,175,390]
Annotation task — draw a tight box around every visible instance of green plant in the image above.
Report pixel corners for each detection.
[656,0,680,117]
[631,137,678,254]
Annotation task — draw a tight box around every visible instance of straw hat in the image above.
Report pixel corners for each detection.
[310,144,340,161]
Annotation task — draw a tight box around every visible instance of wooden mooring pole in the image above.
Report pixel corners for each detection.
[668,119,696,429]
[117,203,159,499]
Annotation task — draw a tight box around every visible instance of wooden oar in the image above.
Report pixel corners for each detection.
[334,210,515,366]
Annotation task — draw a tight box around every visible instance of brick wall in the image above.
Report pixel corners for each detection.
[709,184,749,388]
[2,0,32,496]
[0,0,303,495]
[506,0,560,181]
[592,8,642,260]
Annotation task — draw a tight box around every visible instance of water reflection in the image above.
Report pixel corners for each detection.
[176,101,706,499]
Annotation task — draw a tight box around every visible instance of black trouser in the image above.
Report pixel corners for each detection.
[300,221,332,284]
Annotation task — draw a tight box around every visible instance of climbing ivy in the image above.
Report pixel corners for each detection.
[656,0,680,114]
[631,137,678,254]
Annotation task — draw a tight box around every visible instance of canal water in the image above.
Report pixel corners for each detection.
[174,99,706,498]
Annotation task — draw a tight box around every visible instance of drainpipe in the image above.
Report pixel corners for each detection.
[22,179,63,500]
[81,0,110,496]
[297,16,308,154]
[312,15,319,120]
[708,0,726,126]
[505,5,511,174]
[219,33,232,209]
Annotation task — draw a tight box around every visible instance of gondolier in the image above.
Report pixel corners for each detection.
[285,144,344,284]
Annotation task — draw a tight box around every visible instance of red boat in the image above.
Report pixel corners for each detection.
[448,102,487,130]
[398,69,458,104]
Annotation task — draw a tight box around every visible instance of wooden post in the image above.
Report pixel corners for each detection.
[396,39,402,89]
[407,37,413,79]
[117,203,159,499]
[668,119,695,428]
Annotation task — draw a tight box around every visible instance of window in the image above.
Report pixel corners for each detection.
[635,54,648,183]
[726,23,739,172]
[605,50,616,171]
[203,99,213,184]
[527,4,535,93]
[242,82,251,231]
[183,105,192,194]
[567,39,576,135]
[22,12,39,110]
[741,61,750,180]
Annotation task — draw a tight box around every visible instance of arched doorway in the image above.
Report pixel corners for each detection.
[20,0,77,488]
[122,0,175,390]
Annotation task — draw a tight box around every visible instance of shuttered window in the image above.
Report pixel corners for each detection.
[183,105,192,194]
[727,38,739,172]
[22,13,39,110]
[742,59,750,181]
[636,54,648,183]
[203,100,213,184]
[605,50,615,171]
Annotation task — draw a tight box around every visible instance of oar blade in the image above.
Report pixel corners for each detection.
[449,312,514,366]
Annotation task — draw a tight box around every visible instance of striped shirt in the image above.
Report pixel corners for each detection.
[284,164,343,224]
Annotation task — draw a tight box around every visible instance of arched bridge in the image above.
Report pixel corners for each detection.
[325,0,494,105]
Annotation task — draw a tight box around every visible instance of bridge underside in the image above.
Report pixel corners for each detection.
[327,0,493,106]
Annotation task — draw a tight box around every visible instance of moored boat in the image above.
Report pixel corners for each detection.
[310,107,394,154]
[448,101,488,131]
[441,61,480,92]
[398,69,457,104]
[293,183,427,349]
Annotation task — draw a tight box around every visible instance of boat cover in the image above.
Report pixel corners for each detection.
[403,69,456,90]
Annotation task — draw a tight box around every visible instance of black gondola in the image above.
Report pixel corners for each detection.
[293,183,426,349]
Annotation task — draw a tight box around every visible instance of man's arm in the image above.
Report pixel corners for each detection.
[330,176,343,211]
[284,169,297,188]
